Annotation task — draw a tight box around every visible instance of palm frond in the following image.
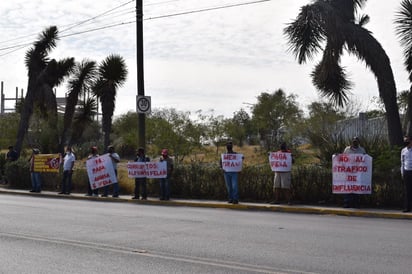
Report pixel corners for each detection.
[395,0,412,78]
[311,53,352,107]
[24,26,58,70]
[284,4,327,64]
[357,14,370,27]
[98,54,128,89]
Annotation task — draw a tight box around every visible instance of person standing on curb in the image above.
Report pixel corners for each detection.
[29,148,42,193]
[102,145,120,198]
[86,146,99,197]
[270,142,293,205]
[59,146,75,195]
[220,141,243,204]
[132,147,150,200]
[401,136,412,213]
[159,149,173,201]
[342,137,366,208]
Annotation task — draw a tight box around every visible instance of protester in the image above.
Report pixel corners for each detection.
[6,146,18,161]
[220,141,243,204]
[59,146,75,195]
[342,137,366,208]
[132,147,150,200]
[401,136,412,212]
[159,149,173,200]
[102,145,121,197]
[28,148,42,193]
[271,142,293,205]
[86,146,99,197]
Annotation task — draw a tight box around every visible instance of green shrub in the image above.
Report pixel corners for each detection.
[4,159,30,189]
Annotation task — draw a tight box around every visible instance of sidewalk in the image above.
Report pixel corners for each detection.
[0,187,411,220]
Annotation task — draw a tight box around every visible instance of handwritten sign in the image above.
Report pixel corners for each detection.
[221,154,243,172]
[86,154,117,190]
[33,154,61,173]
[332,153,372,194]
[127,161,167,179]
[269,152,292,172]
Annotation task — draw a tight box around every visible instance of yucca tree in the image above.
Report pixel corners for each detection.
[284,0,403,146]
[70,97,99,144]
[395,0,412,137]
[59,60,97,152]
[93,54,128,152]
[15,26,75,156]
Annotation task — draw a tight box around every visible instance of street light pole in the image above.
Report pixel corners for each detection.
[136,0,145,149]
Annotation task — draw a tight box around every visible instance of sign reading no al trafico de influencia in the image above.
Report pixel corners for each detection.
[136,95,151,114]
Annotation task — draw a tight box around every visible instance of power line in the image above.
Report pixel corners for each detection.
[145,0,271,20]
[0,0,272,57]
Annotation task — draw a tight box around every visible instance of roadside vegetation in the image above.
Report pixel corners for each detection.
[3,0,412,209]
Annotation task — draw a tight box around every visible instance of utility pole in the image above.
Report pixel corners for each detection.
[136,0,145,149]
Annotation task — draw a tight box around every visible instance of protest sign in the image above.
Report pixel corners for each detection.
[269,152,292,172]
[332,153,372,194]
[86,154,117,190]
[127,161,167,178]
[221,153,243,172]
[33,154,61,173]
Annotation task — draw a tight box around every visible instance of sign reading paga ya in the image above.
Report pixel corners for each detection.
[332,153,372,194]
[269,152,292,172]
[221,153,243,172]
[86,154,117,190]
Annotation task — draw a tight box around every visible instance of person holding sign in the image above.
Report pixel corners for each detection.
[401,136,412,212]
[132,147,150,200]
[220,141,243,204]
[342,137,366,208]
[102,145,121,198]
[270,142,293,205]
[86,146,99,197]
[59,146,75,195]
[28,148,42,193]
[159,149,173,200]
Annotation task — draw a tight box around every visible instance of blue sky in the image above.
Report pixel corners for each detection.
[0,0,409,118]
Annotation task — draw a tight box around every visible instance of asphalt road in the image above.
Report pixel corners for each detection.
[1,194,411,274]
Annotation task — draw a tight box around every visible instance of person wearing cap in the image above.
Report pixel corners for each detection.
[219,141,243,204]
[86,146,99,197]
[28,148,42,193]
[401,136,412,212]
[59,146,75,195]
[102,145,121,198]
[342,137,366,208]
[132,147,150,200]
[159,148,173,200]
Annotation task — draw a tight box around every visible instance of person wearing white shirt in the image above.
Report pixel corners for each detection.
[59,146,75,195]
[401,136,412,212]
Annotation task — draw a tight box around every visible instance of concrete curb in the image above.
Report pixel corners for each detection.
[1,188,411,220]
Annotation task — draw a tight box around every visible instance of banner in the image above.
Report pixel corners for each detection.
[221,154,243,172]
[33,154,61,173]
[332,153,372,194]
[127,161,167,179]
[86,154,117,190]
[269,152,292,172]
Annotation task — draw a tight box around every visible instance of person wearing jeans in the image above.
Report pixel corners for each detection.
[159,149,173,200]
[59,146,75,195]
[220,141,243,204]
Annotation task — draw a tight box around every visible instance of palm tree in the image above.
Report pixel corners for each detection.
[70,97,99,144]
[93,54,128,152]
[59,60,97,152]
[395,0,412,137]
[284,0,403,146]
[15,26,74,156]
